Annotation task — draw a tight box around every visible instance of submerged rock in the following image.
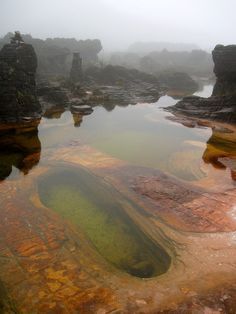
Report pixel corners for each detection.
[0,33,41,122]
[167,45,236,124]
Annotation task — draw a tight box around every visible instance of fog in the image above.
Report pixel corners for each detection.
[1,0,235,51]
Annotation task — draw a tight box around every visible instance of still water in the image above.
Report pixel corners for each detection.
[38,166,171,278]
[39,84,216,182]
[1,83,236,312]
[1,81,236,262]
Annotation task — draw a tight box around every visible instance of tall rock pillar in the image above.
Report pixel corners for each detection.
[0,32,41,121]
[70,52,83,83]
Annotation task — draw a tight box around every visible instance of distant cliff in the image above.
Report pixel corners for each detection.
[0,33,102,77]
[0,35,41,121]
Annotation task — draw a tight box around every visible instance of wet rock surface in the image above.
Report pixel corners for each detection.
[132,174,236,232]
[0,37,41,122]
[84,65,161,104]
[37,82,69,107]
[167,94,236,123]
[158,284,236,314]
[0,142,236,313]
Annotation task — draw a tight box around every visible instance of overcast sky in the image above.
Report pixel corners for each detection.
[1,0,235,51]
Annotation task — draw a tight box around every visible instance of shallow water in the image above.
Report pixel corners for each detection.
[38,166,171,278]
[0,83,236,312]
[37,84,219,182]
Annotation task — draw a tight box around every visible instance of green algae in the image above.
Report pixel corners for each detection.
[38,167,171,278]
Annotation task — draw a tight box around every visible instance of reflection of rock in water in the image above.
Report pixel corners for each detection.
[43,106,65,119]
[0,121,41,180]
[202,127,236,180]
[71,113,83,127]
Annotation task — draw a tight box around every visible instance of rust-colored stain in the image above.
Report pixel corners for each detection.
[0,141,236,313]
[132,175,236,232]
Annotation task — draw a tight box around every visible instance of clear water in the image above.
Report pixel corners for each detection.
[38,84,214,181]
[1,83,236,281]
[38,166,171,278]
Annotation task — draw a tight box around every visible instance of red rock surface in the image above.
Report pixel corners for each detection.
[0,144,235,313]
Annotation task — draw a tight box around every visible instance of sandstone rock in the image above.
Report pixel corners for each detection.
[158,71,198,93]
[0,36,41,122]
[37,82,69,106]
[84,65,161,105]
[167,45,236,124]
[70,52,83,83]
[212,45,236,96]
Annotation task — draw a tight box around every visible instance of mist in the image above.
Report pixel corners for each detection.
[1,0,236,51]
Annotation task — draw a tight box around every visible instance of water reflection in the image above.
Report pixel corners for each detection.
[202,126,236,181]
[0,121,41,180]
[43,106,65,119]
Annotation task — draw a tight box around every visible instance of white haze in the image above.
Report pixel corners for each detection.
[1,0,235,51]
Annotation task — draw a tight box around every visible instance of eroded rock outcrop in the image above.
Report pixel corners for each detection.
[212,44,236,96]
[0,33,41,121]
[70,52,83,83]
[158,71,198,94]
[0,33,103,76]
[167,45,236,124]
[84,65,161,104]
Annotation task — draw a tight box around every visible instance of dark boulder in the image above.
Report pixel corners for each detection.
[85,65,159,85]
[84,65,161,104]
[37,82,69,107]
[212,45,236,96]
[0,38,41,122]
[157,71,198,93]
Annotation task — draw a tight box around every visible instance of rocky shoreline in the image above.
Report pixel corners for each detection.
[167,45,236,124]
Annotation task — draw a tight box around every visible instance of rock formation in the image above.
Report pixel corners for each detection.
[70,52,83,82]
[167,45,236,124]
[212,44,236,96]
[0,33,41,122]
[157,71,198,95]
[84,65,161,104]
[0,33,103,76]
